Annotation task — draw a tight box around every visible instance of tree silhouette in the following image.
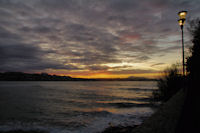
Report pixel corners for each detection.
[186,19,200,81]
[176,19,200,133]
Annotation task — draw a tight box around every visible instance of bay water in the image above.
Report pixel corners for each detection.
[0,81,157,133]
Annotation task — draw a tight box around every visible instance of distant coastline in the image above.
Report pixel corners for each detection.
[0,72,157,81]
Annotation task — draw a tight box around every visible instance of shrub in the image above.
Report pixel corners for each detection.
[153,65,184,102]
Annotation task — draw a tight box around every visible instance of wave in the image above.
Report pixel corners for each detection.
[59,110,112,117]
[0,124,50,133]
[106,102,152,108]
[0,121,83,133]
[0,111,112,133]
[0,129,48,133]
[78,93,152,103]
[81,110,112,117]
[119,97,151,102]
[0,109,154,133]
[120,87,156,91]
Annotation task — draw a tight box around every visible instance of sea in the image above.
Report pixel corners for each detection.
[0,81,157,133]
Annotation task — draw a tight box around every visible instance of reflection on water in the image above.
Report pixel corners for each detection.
[0,81,157,133]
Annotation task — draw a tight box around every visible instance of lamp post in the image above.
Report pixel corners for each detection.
[178,11,187,76]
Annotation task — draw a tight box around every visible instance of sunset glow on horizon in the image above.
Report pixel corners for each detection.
[1,0,200,79]
[46,68,164,79]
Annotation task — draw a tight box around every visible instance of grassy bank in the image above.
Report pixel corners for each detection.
[102,89,186,133]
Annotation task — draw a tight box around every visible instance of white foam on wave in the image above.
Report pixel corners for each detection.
[73,108,154,133]
[0,108,154,133]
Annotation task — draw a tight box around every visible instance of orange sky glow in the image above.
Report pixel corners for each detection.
[47,70,163,79]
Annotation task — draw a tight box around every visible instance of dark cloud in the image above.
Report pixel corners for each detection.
[88,65,109,71]
[69,51,120,65]
[0,26,20,40]
[0,24,79,72]
[109,0,138,12]
[0,40,79,72]
[20,26,53,34]
[151,63,165,67]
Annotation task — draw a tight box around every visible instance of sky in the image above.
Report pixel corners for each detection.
[0,0,200,79]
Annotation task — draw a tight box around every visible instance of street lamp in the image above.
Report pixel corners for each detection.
[178,11,187,76]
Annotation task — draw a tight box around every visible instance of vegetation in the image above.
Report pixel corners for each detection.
[186,18,200,81]
[152,65,184,102]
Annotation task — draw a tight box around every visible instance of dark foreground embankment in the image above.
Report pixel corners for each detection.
[102,89,186,133]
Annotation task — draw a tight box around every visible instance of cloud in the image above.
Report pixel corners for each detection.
[0,24,79,72]
[0,40,79,72]
[88,65,110,71]
[0,0,200,76]
[151,63,165,67]
[109,69,159,75]
[0,26,20,40]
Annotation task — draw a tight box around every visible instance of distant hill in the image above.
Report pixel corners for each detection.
[0,72,95,81]
[0,72,157,81]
